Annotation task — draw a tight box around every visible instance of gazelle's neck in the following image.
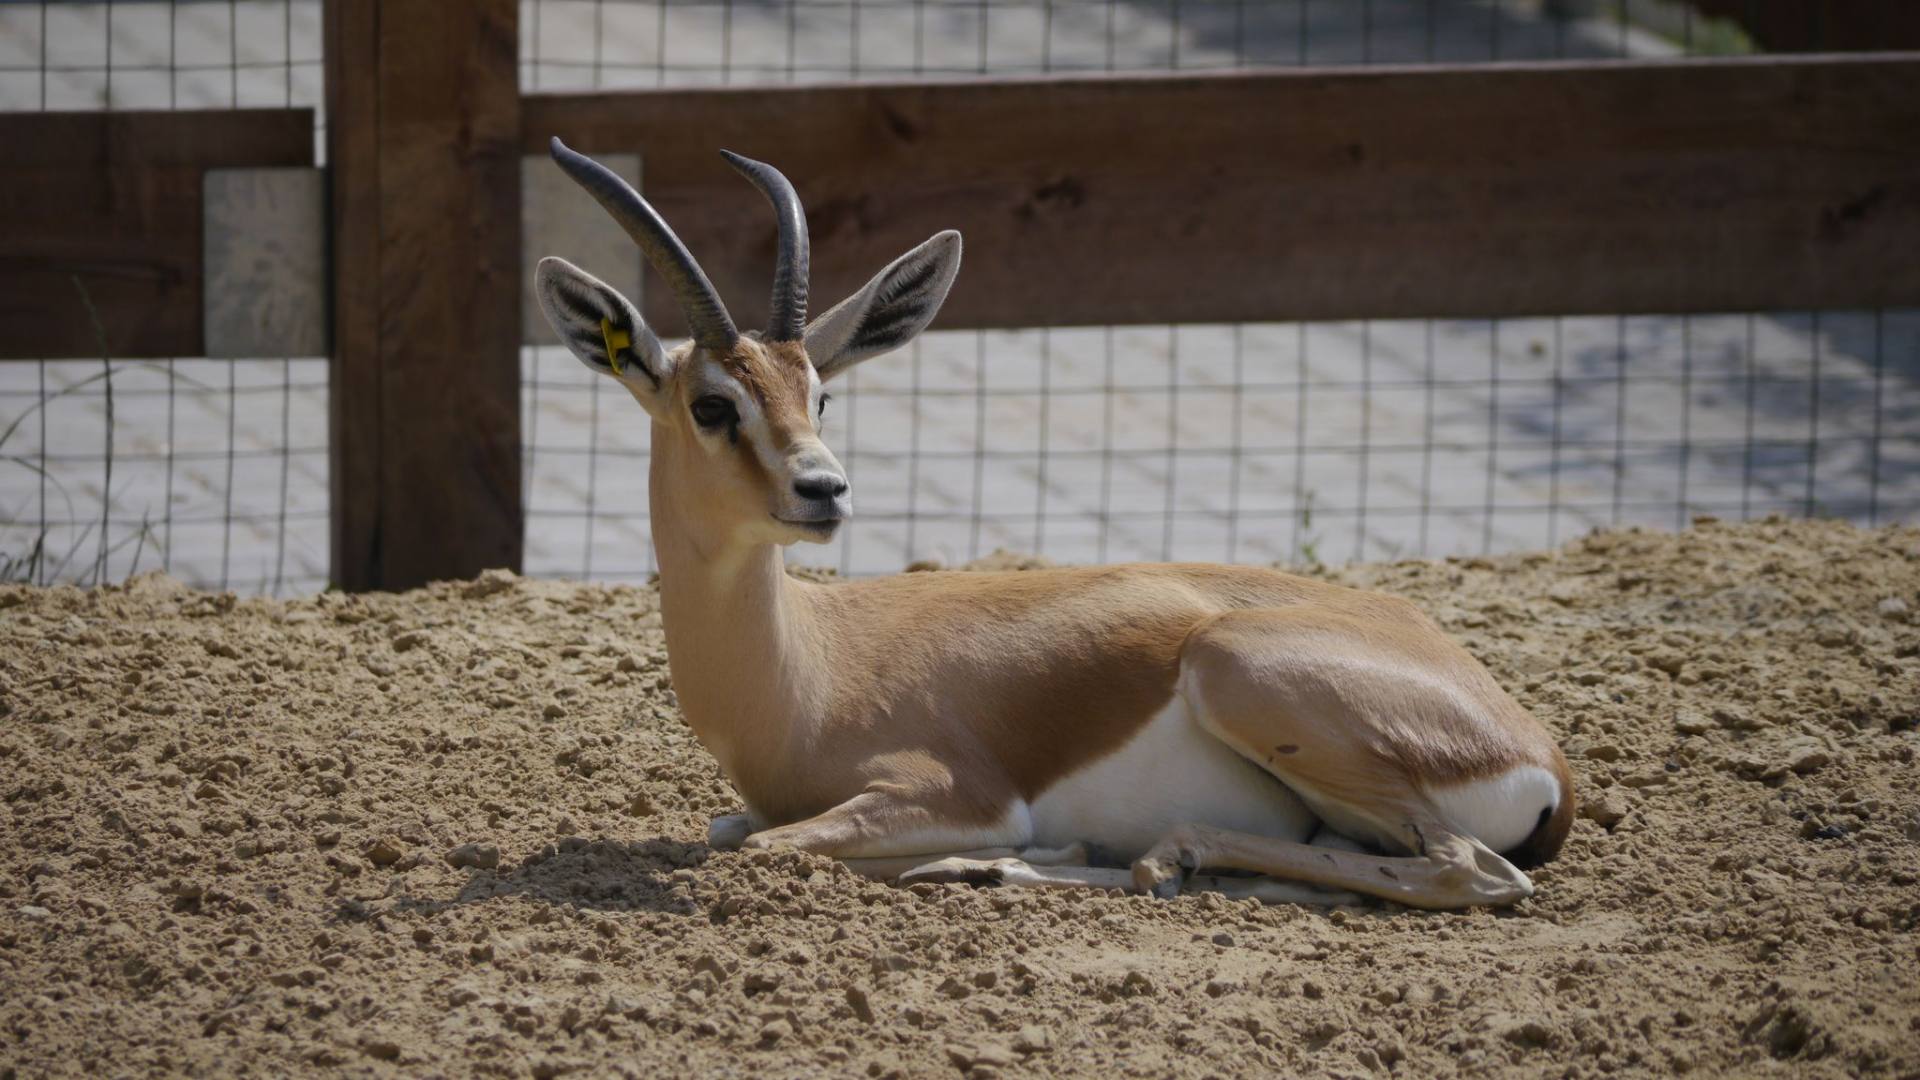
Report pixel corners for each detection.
[648,440,828,801]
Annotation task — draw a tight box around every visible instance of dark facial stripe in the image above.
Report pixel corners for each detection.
[720,341,816,451]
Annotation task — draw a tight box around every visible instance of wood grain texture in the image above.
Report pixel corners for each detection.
[0,109,313,359]
[327,0,522,591]
[1690,1,1920,53]
[524,54,1920,333]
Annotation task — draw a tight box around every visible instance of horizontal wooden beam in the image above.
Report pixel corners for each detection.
[525,54,1920,333]
[1690,1,1920,53]
[0,109,316,360]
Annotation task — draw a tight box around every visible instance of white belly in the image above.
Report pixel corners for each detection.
[1025,696,1318,860]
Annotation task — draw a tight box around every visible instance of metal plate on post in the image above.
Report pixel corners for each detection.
[522,152,642,346]
[203,167,328,357]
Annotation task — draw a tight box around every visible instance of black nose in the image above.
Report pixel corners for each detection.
[793,472,849,501]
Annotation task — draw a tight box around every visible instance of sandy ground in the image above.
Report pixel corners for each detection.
[2,518,1917,1078]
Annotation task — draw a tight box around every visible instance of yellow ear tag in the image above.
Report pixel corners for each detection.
[599,317,632,376]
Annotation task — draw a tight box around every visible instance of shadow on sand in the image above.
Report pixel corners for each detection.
[374,837,717,920]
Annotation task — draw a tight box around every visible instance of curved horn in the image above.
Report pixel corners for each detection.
[549,137,737,352]
[720,150,809,342]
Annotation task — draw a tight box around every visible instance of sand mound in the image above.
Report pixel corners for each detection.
[2,518,1916,1077]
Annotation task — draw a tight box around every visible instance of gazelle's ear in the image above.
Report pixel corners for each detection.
[804,231,961,380]
[535,256,676,403]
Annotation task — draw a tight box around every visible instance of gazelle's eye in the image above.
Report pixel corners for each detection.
[690,395,737,430]
[817,393,832,421]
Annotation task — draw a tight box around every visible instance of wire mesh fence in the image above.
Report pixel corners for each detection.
[2,2,1913,593]
[0,0,328,594]
[516,0,1919,579]
[523,309,1920,578]
[517,0,1759,91]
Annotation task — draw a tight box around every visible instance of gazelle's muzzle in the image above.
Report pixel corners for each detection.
[774,447,850,538]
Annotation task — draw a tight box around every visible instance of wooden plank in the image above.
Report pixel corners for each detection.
[0,109,313,359]
[1690,1,1920,53]
[327,0,522,591]
[203,168,328,357]
[524,54,1920,332]
[521,152,643,346]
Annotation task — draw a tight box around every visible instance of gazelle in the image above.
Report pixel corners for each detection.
[535,138,1574,909]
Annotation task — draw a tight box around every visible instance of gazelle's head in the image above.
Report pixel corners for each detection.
[535,138,960,552]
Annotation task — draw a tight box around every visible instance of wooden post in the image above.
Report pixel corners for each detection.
[325,0,522,591]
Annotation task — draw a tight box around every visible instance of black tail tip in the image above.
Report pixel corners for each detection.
[1505,802,1570,869]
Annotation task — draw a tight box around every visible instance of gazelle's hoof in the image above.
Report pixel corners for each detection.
[707,813,752,850]
[1132,856,1184,900]
[897,857,1008,887]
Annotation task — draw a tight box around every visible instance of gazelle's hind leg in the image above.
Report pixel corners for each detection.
[1132,606,1565,910]
[1133,818,1531,909]
[896,852,1361,905]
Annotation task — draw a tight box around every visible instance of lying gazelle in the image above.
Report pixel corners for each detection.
[535,138,1574,909]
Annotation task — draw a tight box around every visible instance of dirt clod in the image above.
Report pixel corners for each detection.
[1580,791,1630,829]
[845,983,875,1024]
[1787,741,1833,774]
[444,843,501,870]
[758,1018,793,1045]
[1014,1025,1053,1054]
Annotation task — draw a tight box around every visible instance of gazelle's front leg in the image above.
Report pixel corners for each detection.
[709,804,1017,865]
[896,855,1139,892]
[721,787,1082,880]
[732,793,1106,882]
[837,841,1094,882]
[711,811,979,878]
[741,791,1032,855]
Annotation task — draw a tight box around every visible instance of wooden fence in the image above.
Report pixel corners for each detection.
[1,0,1916,590]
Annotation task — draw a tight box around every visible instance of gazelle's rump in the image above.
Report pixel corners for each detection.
[1422,766,1565,858]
